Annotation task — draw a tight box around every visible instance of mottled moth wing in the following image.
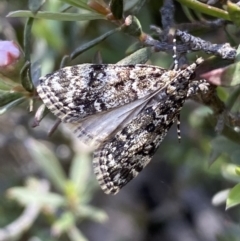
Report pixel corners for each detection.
[93,58,207,194]
[93,99,179,194]
[67,96,149,148]
[37,64,168,123]
[37,64,172,148]
[36,58,208,195]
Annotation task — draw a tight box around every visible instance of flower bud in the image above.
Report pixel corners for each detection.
[0,40,24,82]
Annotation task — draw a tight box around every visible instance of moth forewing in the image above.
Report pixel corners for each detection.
[37,64,169,123]
[36,57,208,195]
[65,79,178,149]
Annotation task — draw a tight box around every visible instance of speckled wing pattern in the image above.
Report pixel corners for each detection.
[36,58,209,194]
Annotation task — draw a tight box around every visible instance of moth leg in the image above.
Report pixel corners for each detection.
[177,113,181,143]
[187,79,209,97]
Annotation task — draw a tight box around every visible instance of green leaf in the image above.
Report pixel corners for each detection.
[0,97,26,115]
[110,0,123,19]
[69,152,98,204]
[58,0,93,11]
[7,10,106,21]
[67,225,89,241]
[227,1,240,26]
[0,90,24,107]
[212,189,230,206]
[0,81,12,91]
[25,138,67,192]
[176,0,230,20]
[227,183,240,209]
[23,18,34,63]
[235,166,240,176]
[117,47,153,65]
[76,205,108,223]
[52,212,75,236]
[125,42,144,55]
[8,187,65,208]
[29,0,46,14]
[20,61,34,92]
[222,164,240,183]
[210,136,240,164]
[124,0,146,14]
[70,27,121,60]
[69,153,92,195]
[122,15,142,37]
[0,74,19,90]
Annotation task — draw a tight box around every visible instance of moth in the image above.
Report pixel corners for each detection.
[36,58,209,194]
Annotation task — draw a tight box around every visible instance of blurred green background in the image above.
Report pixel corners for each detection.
[0,0,240,241]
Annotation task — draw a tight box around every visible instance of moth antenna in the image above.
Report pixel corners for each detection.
[177,113,181,143]
[172,37,178,71]
[173,37,181,142]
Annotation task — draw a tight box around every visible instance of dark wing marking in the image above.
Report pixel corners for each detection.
[93,97,182,194]
[36,64,168,123]
[92,58,205,194]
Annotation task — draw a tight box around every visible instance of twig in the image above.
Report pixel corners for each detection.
[176,30,236,59]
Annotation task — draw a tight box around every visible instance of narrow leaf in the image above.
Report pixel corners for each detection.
[0,97,25,115]
[0,75,17,90]
[8,187,65,208]
[7,11,106,21]
[52,212,75,236]
[70,27,121,60]
[117,47,152,65]
[67,225,89,241]
[227,1,240,26]
[110,0,123,19]
[25,138,67,192]
[21,61,34,92]
[227,184,240,209]
[59,0,93,11]
[69,153,91,194]
[77,205,108,223]
[29,0,46,13]
[24,18,34,62]
[0,90,24,107]
[176,0,230,20]
[124,0,146,14]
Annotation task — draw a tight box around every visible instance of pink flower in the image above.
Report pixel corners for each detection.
[0,40,24,81]
[0,41,21,66]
